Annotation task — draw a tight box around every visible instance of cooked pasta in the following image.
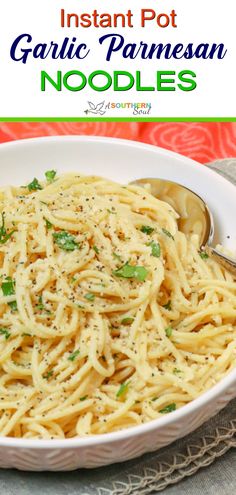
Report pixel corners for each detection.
[0,172,235,439]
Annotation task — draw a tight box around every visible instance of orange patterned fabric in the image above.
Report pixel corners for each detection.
[0,122,235,163]
[140,123,236,163]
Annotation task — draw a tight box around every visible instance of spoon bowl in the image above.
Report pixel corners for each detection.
[131,177,236,276]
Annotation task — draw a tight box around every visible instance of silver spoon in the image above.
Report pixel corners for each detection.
[131,178,236,276]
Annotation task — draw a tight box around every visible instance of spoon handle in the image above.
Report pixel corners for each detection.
[205,246,236,277]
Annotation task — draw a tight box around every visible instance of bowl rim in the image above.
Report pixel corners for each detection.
[1,134,236,197]
[0,134,235,449]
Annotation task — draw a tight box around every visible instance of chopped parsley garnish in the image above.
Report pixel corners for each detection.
[71,276,77,284]
[113,262,148,282]
[79,395,88,401]
[68,349,80,362]
[1,278,15,296]
[1,277,17,311]
[93,245,99,254]
[151,397,158,402]
[43,370,53,379]
[36,295,44,311]
[107,208,116,214]
[0,213,16,244]
[0,328,11,340]
[36,295,52,314]
[27,178,42,192]
[45,219,53,230]
[148,241,161,258]
[113,252,122,261]
[121,317,134,325]
[163,301,172,311]
[22,332,31,337]
[165,327,173,338]
[45,170,57,183]
[173,368,182,375]
[9,301,17,311]
[85,293,95,302]
[199,251,209,260]
[53,231,80,251]
[116,381,130,398]
[140,225,155,235]
[162,228,174,240]
[159,403,176,414]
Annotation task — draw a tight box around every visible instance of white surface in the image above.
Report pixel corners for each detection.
[0,135,235,471]
[1,0,236,117]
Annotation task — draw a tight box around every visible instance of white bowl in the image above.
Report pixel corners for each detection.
[0,136,235,472]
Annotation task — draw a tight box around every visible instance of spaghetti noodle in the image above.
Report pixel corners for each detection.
[0,172,235,439]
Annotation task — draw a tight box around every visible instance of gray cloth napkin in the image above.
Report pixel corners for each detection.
[207,158,236,185]
[0,159,235,495]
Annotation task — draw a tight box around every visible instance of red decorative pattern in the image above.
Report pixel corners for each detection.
[0,122,235,163]
[140,123,236,163]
